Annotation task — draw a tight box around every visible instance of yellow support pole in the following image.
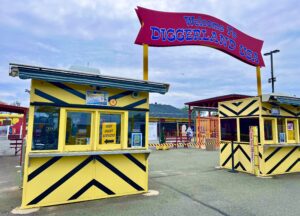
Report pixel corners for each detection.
[256,66,262,96]
[143,44,148,81]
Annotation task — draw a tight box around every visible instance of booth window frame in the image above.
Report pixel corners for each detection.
[285,118,299,144]
[61,108,96,152]
[262,117,277,144]
[29,106,148,152]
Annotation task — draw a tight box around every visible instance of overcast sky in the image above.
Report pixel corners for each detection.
[0,0,299,108]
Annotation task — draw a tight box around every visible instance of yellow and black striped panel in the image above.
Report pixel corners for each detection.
[30,80,149,110]
[22,154,147,208]
[262,146,300,175]
[219,97,260,118]
[261,102,300,117]
[220,142,253,173]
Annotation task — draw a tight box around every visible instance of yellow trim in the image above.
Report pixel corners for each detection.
[145,112,149,149]
[262,117,276,144]
[143,44,148,81]
[286,118,298,143]
[63,109,95,152]
[97,110,126,150]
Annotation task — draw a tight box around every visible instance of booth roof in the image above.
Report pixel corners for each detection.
[185,94,252,107]
[9,63,169,94]
[262,93,300,107]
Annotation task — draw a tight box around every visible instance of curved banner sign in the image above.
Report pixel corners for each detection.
[135,7,265,67]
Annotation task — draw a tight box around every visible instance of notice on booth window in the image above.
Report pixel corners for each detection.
[131,133,143,147]
[102,122,116,144]
[86,90,108,106]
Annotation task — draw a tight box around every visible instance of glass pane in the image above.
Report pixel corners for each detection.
[220,119,237,141]
[128,111,146,147]
[240,118,260,142]
[287,120,296,140]
[277,118,286,143]
[32,106,59,150]
[65,112,91,145]
[99,113,121,145]
[264,120,273,140]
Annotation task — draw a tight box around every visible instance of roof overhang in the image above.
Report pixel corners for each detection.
[0,103,28,114]
[10,63,169,94]
[262,93,300,107]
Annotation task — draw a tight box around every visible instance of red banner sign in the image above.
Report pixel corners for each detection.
[135,7,265,67]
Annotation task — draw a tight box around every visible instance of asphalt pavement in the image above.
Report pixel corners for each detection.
[1,149,300,216]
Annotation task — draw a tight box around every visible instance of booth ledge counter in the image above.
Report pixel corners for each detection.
[9,63,169,209]
[219,93,300,176]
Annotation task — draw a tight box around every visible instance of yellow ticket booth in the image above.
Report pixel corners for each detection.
[219,94,300,176]
[9,63,169,208]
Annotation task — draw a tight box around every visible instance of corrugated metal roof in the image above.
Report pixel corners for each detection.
[262,93,300,107]
[277,96,300,106]
[185,94,251,107]
[9,63,169,94]
[150,104,188,119]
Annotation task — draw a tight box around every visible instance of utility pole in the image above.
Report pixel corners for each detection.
[264,50,280,93]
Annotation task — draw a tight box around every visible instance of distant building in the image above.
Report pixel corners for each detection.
[149,103,189,142]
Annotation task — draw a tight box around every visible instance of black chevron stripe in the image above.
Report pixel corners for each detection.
[286,158,300,172]
[220,104,237,115]
[27,156,94,205]
[238,100,257,115]
[259,152,262,159]
[232,102,242,107]
[95,156,144,191]
[109,91,133,101]
[265,147,281,162]
[280,106,297,116]
[222,145,251,167]
[234,162,246,171]
[124,154,146,172]
[69,179,115,200]
[220,143,228,153]
[28,157,62,182]
[267,147,298,174]
[247,107,259,116]
[219,111,228,117]
[123,99,147,109]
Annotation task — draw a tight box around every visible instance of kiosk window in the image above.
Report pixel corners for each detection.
[287,120,296,141]
[32,106,59,150]
[220,119,237,141]
[277,118,286,143]
[65,112,91,145]
[264,119,273,141]
[99,113,121,145]
[240,118,260,142]
[128,111,146,148]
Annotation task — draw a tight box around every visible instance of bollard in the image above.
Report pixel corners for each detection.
[229,134,238,173]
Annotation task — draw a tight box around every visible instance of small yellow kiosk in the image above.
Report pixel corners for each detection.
[10,63,169,208]
[219,94,300,176]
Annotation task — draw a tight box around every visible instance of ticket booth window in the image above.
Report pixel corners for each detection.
[99,113,121,145]
[32,106,60,150]
[220,119,237,141]
[240,118,260,142]
[286,119,297,142]
[65,112,91,145]
[128,111,146,148]
[264,119,274,141]
[277,118,286,143]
